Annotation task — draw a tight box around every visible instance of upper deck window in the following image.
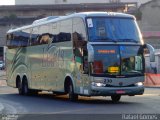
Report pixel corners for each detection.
[87,17,141,43]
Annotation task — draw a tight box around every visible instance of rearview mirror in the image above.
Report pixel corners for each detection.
[87,44,94,62]
[144,44,155,62]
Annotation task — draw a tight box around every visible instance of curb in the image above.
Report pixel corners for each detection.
[0,102,4,114]
[145,86,160,88]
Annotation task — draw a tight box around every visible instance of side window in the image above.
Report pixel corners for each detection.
[38,24,53,45]
[50,22,60,43]
[58,19,72,42]
[7,29,31,48]
[6,32,19,48]
[31,27,39,46]
[20,29,31,47]
[73,18,88,74]
[73,18,87,48]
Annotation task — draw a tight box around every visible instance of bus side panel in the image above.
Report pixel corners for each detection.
[46,41,74,92]
[26,45,46,90]
[6,47,29,87]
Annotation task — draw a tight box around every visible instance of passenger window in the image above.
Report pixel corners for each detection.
[73,18,88,74]
[58,19,72,42]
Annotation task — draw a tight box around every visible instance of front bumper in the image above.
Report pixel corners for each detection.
[90,85,144,96]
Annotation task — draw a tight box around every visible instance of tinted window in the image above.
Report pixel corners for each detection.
[7,29,30,48]
[31,27,39,45]
[73,18,87,43]
[58,19,72,42]
[87,17,141,42]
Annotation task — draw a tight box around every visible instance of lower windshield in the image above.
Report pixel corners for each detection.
[87,17,141,42]
[120,46,143,75]
[91,45,120,75]
[91,45,144,76]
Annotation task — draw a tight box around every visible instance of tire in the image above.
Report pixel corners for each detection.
[17,80,23,95]
[111,95,121,103]
[22,80,29,95]
[68,82,78,101]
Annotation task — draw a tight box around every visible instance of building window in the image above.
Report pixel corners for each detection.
[110,0,120,3]
[63,0,67,2]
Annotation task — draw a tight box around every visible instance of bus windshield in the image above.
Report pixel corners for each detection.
[87,17,141,42]
[91,45,144,76]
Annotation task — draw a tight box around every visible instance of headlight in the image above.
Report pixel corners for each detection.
[92,82,105,87]
[135,82,143,86]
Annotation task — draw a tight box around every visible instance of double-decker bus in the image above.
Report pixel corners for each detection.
[6,12,155,102]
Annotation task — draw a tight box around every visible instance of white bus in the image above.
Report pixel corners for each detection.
[6,12,155,102]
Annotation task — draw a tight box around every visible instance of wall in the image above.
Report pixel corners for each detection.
[139,0,160,31]
[15,0,111,5]
[14,0,151,6]
[15,0,149,5]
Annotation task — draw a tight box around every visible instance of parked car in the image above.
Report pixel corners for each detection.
[0,61,5,70]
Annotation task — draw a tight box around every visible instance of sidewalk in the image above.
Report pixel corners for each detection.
[0,70,6,114]
[0,70,7,87]
[0,79,5,114]
[0,80,7,86]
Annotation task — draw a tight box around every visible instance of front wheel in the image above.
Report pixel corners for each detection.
[68,82,78,101]
[111,95,121,103]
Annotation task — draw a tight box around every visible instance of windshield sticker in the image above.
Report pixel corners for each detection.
[87,18,93,28]
[98,27,106,36]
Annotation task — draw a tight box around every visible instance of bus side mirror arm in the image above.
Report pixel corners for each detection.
[87,44,94,62]
[144,44,155,62]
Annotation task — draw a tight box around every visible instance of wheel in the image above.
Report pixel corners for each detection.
[111,95,121,103]
[68,82,78,101]
[17,80,23,95]
[22,80,29,95]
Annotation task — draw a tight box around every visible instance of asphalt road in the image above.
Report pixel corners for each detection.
[0,86,160,120]
[0,70,160,120]
[0,86,160,115]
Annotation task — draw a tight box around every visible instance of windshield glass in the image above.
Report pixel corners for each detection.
[91,45,144,76]
[120,46,143,75]
[91,45,120,75]
[87,17,141,42]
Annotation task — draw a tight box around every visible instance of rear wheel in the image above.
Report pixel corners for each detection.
[111,95,121,103]
[22,80,29,95]
[22,79,39,95]
[68,82,78,101]
[17,80,23,95]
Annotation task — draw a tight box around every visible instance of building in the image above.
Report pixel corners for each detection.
[138,0,160,49]
[0,1,137,46]
[15,0,150,6]
[137,0,160,74]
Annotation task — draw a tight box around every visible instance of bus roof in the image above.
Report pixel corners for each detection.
[7,12,135,33]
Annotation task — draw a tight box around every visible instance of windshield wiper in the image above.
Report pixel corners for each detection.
[118,39,139,43]
[125,70,142,74]
[94,37,117,42]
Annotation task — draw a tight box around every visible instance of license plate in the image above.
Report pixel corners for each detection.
[116,90,125,94]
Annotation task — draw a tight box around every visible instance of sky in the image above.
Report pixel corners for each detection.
[0,0,15,5]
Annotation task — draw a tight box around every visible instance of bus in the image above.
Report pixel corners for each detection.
[6,12,155,102]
